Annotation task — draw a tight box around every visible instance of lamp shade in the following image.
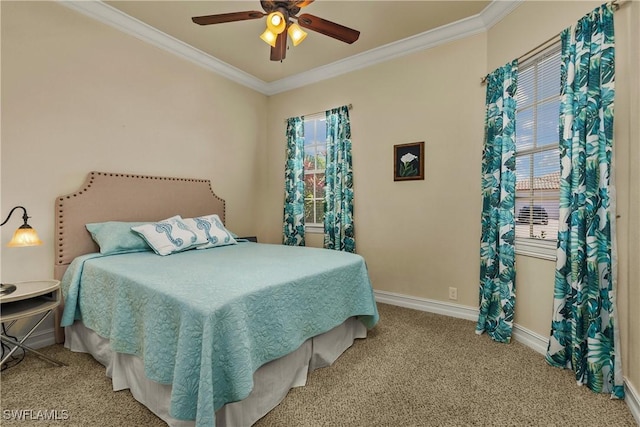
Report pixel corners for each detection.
[2,205,43,247]
[266,11,286,34]
[260,28,278,47]
[7,224,42,247]
[288,23,307,46]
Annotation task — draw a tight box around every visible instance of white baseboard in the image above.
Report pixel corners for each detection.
[375,289,550,354]
[512,323,549,355]
[374,289,639,421]
[374,290,549,353]
[7,328,57,351]
[27,327,57,349]
[13,292,640,425]
[374,289,479,321]
[625,380,640,425]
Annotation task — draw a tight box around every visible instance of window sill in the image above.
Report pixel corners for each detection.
[305,224,324,234]
[515,238,557,261]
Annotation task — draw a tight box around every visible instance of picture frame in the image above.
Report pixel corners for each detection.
[394,141,425,181]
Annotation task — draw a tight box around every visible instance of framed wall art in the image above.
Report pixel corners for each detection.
[394,141,424,181]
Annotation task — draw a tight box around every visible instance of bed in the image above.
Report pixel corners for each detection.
[54,171,379,427]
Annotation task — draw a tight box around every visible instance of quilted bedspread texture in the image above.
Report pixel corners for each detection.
[60,242,379,426]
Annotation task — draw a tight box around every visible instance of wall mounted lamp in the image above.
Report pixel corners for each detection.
[1,206,43,247]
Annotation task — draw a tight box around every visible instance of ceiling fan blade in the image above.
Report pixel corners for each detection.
[270,32,287,61]
[296,0,314,7]
[297,13,360,44]
[192,11,264,26]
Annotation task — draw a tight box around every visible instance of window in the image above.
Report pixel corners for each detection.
[515,44,561,260]
[303,114,326,233]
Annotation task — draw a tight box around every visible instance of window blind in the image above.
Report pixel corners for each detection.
[515,44,561,246]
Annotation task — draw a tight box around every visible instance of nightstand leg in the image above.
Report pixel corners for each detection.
[1,310,66,367]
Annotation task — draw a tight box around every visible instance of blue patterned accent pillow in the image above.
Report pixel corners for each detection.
[86,221,152,255]
[182,214,237,249]
[131,216,198,256]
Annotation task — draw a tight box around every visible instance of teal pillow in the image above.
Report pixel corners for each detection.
[86,221,152,255]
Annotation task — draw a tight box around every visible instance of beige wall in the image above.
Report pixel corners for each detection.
[622,0,640,403]
[2,0,637,407]
[262,34,487,308]
[488,0,600,340]
[1,2,266,284]
[488,0,640,403]
[263,0,639,401]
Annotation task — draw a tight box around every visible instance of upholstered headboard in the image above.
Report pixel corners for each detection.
[54,171,226,280]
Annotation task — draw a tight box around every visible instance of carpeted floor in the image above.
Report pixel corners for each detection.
[1,303,636,426]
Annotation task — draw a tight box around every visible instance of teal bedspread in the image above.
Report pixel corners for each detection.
[60,242,379,426]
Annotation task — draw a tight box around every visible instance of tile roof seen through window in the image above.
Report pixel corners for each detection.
[516,172,561,191]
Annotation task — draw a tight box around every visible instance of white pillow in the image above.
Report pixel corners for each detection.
[131,216,198,256]
[182,214,237,249]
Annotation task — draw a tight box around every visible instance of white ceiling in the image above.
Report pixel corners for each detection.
[61,1,521,94]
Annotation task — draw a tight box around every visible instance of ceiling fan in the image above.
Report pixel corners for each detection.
[192,0,360,62]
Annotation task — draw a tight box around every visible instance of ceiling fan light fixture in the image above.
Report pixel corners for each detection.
[192,0,361,61]
[288,23,307,46]
[266,11,286,34]
[260,28,278,47]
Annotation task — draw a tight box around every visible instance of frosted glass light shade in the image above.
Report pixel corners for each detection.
[260,28,278,47]
[288,23,307,46]
[266,11,286,34]
[7,225,43,247]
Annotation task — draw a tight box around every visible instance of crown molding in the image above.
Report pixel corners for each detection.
[58,0,521,96]
[266,10,489,95]
[480,0,524,28]
[59,1,270,94]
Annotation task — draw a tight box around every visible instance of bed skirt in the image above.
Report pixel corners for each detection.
[64,318,367,426]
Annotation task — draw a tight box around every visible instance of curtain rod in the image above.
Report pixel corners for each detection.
[480,0,624,85]
[284,104,353,122]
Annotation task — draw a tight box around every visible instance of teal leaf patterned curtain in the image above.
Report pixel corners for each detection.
[324,105,355,253]
[545,4,624,399]
[476,60,518,344]
[283,116,306,246]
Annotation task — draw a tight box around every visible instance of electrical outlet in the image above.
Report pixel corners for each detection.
[448,287,458,300]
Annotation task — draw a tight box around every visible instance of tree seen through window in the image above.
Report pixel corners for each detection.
[303,116,327,226]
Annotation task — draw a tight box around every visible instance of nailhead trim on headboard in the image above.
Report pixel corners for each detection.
[58,171,225,202]
[55,171,227,266]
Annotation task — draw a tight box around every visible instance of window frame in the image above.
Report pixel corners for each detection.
[303,113,327,234]
[514,43,561,261]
